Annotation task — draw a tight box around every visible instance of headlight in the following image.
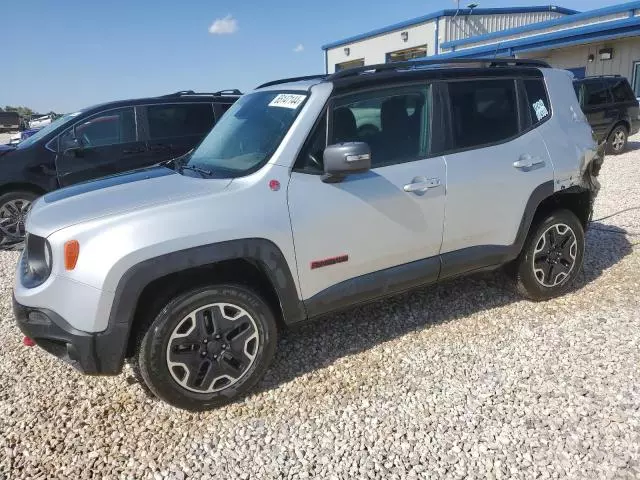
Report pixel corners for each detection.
[20,234,52,288]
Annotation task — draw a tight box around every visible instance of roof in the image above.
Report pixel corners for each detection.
[421,14,640,60]
[442,1,640,50]
[321,5,578,50]
[256,59,548,93]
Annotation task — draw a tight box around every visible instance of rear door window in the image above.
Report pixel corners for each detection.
[147,103,215,140]
[447,79,519,150]
[584,80,612,107]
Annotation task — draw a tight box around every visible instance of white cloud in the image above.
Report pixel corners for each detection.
[209,15,238,35]
[293,43,304,53]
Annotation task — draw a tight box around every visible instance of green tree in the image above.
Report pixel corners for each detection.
[4,106,35,118]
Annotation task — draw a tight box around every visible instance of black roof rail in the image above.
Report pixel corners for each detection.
[582,74,622,78]
[213,89,243,96]
[257,75,327,89]
[327,58,551,80]
[160,89,242,98]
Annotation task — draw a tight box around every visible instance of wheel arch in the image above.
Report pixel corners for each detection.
[512,181,594,260]
[94,238,306,372]
[0,182,46,198]
[608,119,630,138]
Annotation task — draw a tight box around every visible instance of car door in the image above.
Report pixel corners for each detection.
[287,83,446,314]
[56,106,146,187]
[578,79,614,142]
[142,102,216,164]
[439,77,553,279]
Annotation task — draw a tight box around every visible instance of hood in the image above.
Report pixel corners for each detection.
[27,166,232,236]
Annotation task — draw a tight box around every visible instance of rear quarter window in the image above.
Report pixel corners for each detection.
[610,79,635,102]
[524,79,551,126]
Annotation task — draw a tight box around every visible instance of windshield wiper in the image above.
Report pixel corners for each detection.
[180,164,213,177]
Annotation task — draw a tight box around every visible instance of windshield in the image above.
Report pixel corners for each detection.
[16,111,82,149]
[186,90,308,177]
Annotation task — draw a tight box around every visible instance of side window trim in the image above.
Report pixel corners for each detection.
[58,106,139,150]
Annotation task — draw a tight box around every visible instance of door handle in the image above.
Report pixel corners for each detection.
[403,177,441,193]
[123,147,145,154]
[513,155,545,169]
[149,144,172,153]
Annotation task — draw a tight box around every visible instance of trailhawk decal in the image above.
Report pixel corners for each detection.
[310,255,349,270]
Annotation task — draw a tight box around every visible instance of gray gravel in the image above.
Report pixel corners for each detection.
[1,138,640,479]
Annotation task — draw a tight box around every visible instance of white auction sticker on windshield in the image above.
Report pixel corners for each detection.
[269,93,306,109]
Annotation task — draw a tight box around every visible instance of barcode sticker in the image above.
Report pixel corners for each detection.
[268,93,306,109]
[533,99,549,121]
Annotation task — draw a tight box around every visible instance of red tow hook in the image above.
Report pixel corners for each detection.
[23,337,36,347]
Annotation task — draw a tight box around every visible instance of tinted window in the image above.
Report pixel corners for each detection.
[330,85,430,168]
[61,108,136,148]
[584,80,611,106]
[524,79,551,126]
[295,114,327,172]
[147,103,215,140]
[448,79,518,150]
[610,79,634,102]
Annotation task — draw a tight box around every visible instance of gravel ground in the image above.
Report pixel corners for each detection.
[1,138,640,480]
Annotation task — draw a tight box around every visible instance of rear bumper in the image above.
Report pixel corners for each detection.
[13,294,125,375]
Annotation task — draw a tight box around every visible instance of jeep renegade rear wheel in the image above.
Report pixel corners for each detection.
[513,209,584,301]
[137,285,277,411]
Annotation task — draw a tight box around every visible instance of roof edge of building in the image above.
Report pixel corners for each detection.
[321,5,578,51]
[441,0,640,50]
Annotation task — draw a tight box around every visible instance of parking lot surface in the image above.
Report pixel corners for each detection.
[1,137,639,479]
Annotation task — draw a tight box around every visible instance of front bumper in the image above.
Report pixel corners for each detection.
[13,294,125,375]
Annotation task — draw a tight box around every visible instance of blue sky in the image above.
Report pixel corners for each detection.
[1,0,625,113]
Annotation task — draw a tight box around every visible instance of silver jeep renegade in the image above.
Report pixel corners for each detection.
[13,59,604,410]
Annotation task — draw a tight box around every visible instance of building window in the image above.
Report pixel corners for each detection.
[386,45,427,63]
[335,58,364,72]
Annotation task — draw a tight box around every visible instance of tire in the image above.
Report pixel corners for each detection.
[513,209,585,301]
[137,285,278,411]
[607,124,628,155]
[0,191,38,246]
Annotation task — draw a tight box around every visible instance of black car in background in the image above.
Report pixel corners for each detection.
[573,75,639,154]
[0,90,241,245]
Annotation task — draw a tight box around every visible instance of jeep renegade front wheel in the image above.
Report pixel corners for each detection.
[137,285,278,411]
[513,209,585,301]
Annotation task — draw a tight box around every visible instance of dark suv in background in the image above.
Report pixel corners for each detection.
[573,75,639,154]
[0,90,241,246]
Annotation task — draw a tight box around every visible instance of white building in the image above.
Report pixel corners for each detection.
[322,2,640,96]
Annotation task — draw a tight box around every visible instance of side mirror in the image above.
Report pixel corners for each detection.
[322,142,371,183]
[62,136,84,157]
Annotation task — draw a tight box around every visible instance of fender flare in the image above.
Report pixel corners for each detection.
[94,238,305,374]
